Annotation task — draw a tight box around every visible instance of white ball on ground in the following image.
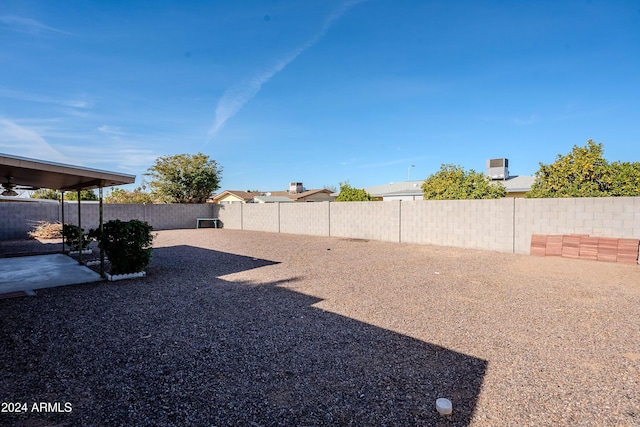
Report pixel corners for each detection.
[436,398,452,415]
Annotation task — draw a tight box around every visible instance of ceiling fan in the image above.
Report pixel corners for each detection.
[1,176,38,197]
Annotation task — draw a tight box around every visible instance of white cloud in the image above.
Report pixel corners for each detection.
[0,87,92,109]
[0,118,159,182]
[0,118,69,162]
[56,143,159,173]
[207,0,367,141]
[98,125,124,135]
[0,15,74,36]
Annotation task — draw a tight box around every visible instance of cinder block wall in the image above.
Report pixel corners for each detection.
[514,197,640,254]
[214,204,242,230]
[330,201,401,242]
[146,204,213,230]
[0,202,60,240]
[401,199,515,252]
[280,202,330,236]
[3,198,640,259]
[61,202,100,230]
[62,203,146,231]
[242,203,279,233]
[62,202,214,231]
[103,204,147,224]
[1,202,217,240]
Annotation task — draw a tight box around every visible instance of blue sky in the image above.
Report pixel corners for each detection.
[1,0,639,193]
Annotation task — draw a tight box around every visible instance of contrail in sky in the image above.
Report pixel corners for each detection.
[0,118,68,162]
[0,15,74,36]
[207,0,366,141]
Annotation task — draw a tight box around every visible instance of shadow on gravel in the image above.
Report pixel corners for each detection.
[0,245,486,426]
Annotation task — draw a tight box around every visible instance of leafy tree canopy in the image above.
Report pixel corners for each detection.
[64,189,99,201]
[105,187,155,204]
[526,140,640,198]
[336,181,376,201]
[31,189,60,200]
[144,153,223,203]
[421,164,506,200]
[31,189,98,201]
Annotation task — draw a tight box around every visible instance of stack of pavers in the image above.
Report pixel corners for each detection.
[530,234,640,265]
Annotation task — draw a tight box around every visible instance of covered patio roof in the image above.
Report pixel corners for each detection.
[0,152,135,192]
[1,153,137,285]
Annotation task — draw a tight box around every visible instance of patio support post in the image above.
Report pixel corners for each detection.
[77,190,82,265]
[61,191,66,253]
[99,187,105,278]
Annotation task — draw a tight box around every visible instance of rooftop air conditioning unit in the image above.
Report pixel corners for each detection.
[289,182,304,194]
[486,158,509,180]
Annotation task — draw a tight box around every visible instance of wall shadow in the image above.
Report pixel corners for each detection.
[149,244,281,278]
[0,245,486,426]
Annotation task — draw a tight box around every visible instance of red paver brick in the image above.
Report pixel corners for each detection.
[617,238,639,264]
[545,235,563,257]
[598,237,619,263]
[530,234,546,257]
[579,236,599,261]
[561,235,581,259]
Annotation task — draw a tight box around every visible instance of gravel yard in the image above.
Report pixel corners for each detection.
[1,229,639,426]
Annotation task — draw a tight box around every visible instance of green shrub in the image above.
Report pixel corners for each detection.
[62,223,93,251]
[94,220,154,275]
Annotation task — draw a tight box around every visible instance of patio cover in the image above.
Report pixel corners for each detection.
[1,152,136,280]
[0,153,135,191]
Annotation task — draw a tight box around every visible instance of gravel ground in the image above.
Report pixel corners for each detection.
[1,229,639,427]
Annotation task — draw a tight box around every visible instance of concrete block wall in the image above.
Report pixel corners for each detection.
[146,204,213,230]
[242,203,280,233]
[1,202,218,240]
[514,197,640,254]
[61,202,214,231]
[214,204,242,230]
[61,202,101,230]
[102,204,147,224]
[0,202,59,240]
[214,197,638,256]
[280,202,330,236]
[330,201,401,242]
[401,199,515,253]
[3,198,639,260]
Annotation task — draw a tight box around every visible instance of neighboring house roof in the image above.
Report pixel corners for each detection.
[212,190,261,203]
[251,195,295,203]
[213,188,334,203]
[365,181,423,198]
[499,175,536,193]
[365,176,535,199]
[287,189,332,201]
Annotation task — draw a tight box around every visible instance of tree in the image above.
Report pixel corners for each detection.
[526,140,640,198]
[336,181,376,201]
[31,189,98,201]
[145,153,223,203]
[609,161,640,196]
[105,188,155,204]
[421,164,506,200]
[31,189,60,200]
[64,190,99,201]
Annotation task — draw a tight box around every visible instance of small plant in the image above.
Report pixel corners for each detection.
[94,219,154,275]
[28,221,62,239]
[62,223,93,251]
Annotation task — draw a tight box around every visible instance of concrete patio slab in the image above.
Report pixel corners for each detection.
[0,253,102,295]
